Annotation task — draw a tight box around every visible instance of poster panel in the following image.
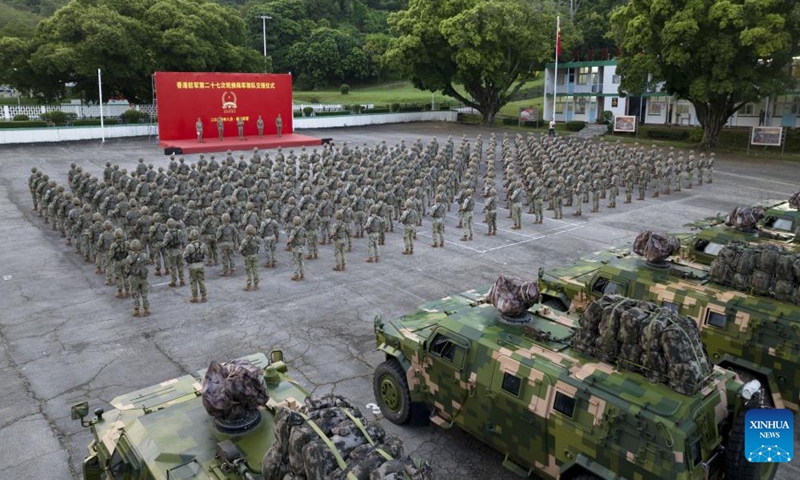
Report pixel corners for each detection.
[750,126,783,146]
[614,115,636,132]
[154,72,293,141]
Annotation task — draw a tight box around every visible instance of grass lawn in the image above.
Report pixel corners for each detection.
[293,78,545,112]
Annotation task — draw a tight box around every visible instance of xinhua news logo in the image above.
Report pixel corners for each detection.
[744,409,794,463]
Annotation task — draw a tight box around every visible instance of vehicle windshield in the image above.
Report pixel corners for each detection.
[701,242,724,256]
[766,217,793,232]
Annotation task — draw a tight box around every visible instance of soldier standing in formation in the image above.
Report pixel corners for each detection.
[287,216,306,280]
[216,213,239,276]
[365,205,382,262]
[126,239,150,317]
[237,117,246,141]
[240,225,261,290]
[399,200,418,255]
[257,116,264,138]
[459,188,474,241]
[184,229,207,303]
[330,211,347,271]
[430,194,445,248]
[217,117,224,142]
[484,188,498,235]
[196,118,204,143]
[275,114,283,137]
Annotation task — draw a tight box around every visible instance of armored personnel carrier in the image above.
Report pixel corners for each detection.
[71,352,432,480]
[373,278,774,480]
[537,238,800,412]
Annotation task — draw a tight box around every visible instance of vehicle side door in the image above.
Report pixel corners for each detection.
[423,329,472,425]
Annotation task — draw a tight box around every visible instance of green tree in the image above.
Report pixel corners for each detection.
[611,0,800,149]
[286,26,368,88]
[5,0,261,102]
[386,0,561,123]
[245,0,316,74]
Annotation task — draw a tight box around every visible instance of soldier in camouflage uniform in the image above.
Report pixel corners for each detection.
[201,207,220,267]
[96,220,115,284]
[126,239,150,317]
[318,192,333,244]
[161,218,186,288]
[365,205,383,262]
[79,205,94,262]
[623,170,634,204]
[531,182,544,224]
[399,200,419,255]
[110,229,131,298]
[510,182,523,229]
[287,216,307,280]
[216,213,239,276]
[240,225,261,290]
[484,188,498,235]
[591,178,601,213]
[607,174,618,209]
[430,194,446,248]
[330,211,347,271]
[459,188,474,241]
[340,197,354,252]
[184,229,207,302]
[259,210,279,268]
[304,203,320,260]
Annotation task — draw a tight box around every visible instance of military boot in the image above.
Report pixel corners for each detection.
[95,267,102,274]
[245,283,251,291]
[143,307,150,317]
[179,279,185,286]
[402,249,410,255]
[253,284,259,290]
[366,257,374,263]
[133,307,140,317]
[374,256,379,263]
[431,242,438,248]
[190,295,198,303]
[201,294,207,303]
[291,274,301,281]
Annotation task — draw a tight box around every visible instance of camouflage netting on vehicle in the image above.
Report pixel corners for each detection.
[724,206,765,232]
[709,243,800,303]
[487,274,539,317]
[201,359,270,422]
[632,230,681,264]
[789,192,800,210]
[262,395,435,480]
[573,295,713,395]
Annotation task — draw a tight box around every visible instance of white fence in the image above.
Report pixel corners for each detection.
[2,104,156,121]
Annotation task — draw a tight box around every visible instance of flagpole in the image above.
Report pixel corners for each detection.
[553,16,560,122]
[98,68,105,143]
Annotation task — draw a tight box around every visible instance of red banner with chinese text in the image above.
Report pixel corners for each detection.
[154,72,293,141]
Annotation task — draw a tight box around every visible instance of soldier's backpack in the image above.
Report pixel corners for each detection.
[113,244,128,261]
[128,253,148,278]
[165,231,181,249]
[187,242,205,264]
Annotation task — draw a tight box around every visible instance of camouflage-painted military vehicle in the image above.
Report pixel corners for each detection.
[71,352,307,479]
[373,287,775,480]
[537,247,800,412]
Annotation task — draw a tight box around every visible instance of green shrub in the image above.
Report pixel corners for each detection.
[365,108,390,114]
[439,104,451,111]
[599,110,614,124]
[121,109,148,124]
[687,127,703,143]
[565,121,586,132]
[12,114,29,121]
[349,104,362,113]
[315,111,351,117]
[398,105,424,112]
[308,96,321,104]
[72,118,120,126]
[0,120,48,128]
[340,84,350,95]
[645,127,688,140]
[302,107,314,116]
[41,111,70,126]
[422,103,432,111]
[390,103,400,113]
[501,117,518,126]
[293,109,302,117]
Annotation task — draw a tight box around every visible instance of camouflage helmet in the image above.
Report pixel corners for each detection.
[152,212,161,222]
[435,194,442,201]
[140,206,149,214]
[466,188,473,196]
[245,225,256,235]
[221,213,230,223]
[289,197,296,205]
[292,216,302,226]
[31,167,37,173]
[92,213,102,221]
[370,205,378,214]
[166,218,177,228]
[230,196,239,205]
[246,202,254,211]
[205,207,213,216]
[322,192,329,199]
[114,229,124,239]
[187,200,196,209]
[73,198,81,205]
[188,229,199,241]
[103,220,113,230]
[64,192,72,199]
[106,161,111,167]
[264,209,272,218]
[130,239,142,251]
[83,204,91,212]
[129,199,137,208]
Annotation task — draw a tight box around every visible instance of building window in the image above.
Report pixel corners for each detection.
[612,75,621,84]
[740,103,755,116]
[577,67,590,85]
[555,99,565,114]
[676,104,691,116]
[556,74,565,86]
[575,98,587,114]
[648,102,663,116]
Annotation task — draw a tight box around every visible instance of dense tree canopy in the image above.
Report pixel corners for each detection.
[611,0,800,149]
[386,0,563,122]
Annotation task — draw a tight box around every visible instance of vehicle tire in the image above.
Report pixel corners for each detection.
[725,411,765,480]
[373,359,412,425]
[542,296,568,312]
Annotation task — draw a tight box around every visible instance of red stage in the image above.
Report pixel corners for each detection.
[159,133,322,155]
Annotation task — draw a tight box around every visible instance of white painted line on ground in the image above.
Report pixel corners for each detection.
[374,277,427,301]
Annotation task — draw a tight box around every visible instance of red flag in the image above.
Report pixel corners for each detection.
[556,21,561,56]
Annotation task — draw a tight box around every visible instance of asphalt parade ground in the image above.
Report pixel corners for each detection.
[1,122,798,479]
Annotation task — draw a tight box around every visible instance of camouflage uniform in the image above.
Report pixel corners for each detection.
[484,190,498,235]
[287,216,307,280]
[126,240,150,317]
[330,211,347,271]
[149,214,168,276]
[365,206,383,262]
[459,189,474,241]
[161,220,186,287]
[95,221,115,284]
[510,184,523,229]
[183,230,207,302]
[303,205,320,260]
[531,184,544,224]
[240,226,261,289]
[430,196,446,247]
[109,229,131,297]
[399,201,419,255]
[201,208,220,266]
[216,214,240,276]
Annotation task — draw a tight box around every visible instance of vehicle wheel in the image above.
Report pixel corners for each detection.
[542,296,568,312]
[725,411,765,480]
[373,359,412,425]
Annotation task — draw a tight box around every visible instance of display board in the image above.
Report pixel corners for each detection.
[750,126,783,146]
[613,115,636,132]
[154,72,293,141]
